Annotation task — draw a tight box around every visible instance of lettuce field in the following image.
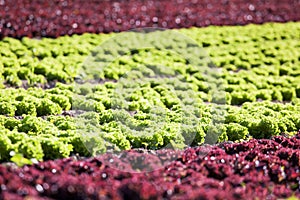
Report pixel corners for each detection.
[0,0,300,199]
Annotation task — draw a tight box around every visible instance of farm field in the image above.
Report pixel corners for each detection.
[0,0,300,199]
[0,21,299,199]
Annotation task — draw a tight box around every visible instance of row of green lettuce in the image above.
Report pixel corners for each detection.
[1,98,300,162]
[0,23,299,105]
[0,22,300,163]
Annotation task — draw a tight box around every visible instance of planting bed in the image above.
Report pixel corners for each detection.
[0,22,300,163]
[0,0,299,38]
[0,132,299,199]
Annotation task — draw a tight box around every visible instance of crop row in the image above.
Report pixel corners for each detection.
[0,22,299,98]
[0,132,299,199]
[1,84,300,162]
[0,0,300,38]
[0,22,300,162]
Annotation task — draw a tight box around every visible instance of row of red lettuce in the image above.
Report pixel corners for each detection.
[0,0,299,38]
[1,132,299,199]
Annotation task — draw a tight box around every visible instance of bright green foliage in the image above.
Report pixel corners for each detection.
[36,99,62,116]
[0,130,13,161]
[3,117,20,131]
[48,94,71,110]
[40,137,73,160]
[15,102,37,116]
[226,123,249,141]
[17,137,44,160]
[0,102,16,116]
[10,153,34,167]
[250,116,280,138]
[0,22,300,162]
[231,91,256,105]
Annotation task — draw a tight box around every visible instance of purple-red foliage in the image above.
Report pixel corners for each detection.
[0,0,299,38]
[0,132,299,199]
